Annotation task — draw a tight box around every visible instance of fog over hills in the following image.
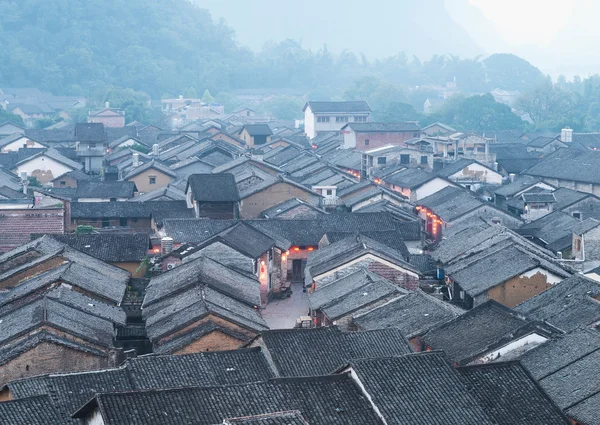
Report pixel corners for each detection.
[194,0,484,59]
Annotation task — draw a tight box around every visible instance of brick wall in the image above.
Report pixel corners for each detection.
[0,208,65,253]
[355,131,417,151]
[240,183,321,218]
[315,257,419,291]
[0,340,110,386]
[173,330,243,354]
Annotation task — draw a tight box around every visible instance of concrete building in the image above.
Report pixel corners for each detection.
[303,101,371,139]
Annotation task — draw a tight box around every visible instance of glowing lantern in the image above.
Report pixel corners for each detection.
[293,247,300,252]
[308,247,314,251]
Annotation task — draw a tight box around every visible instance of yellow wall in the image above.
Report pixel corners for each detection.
[128,168,174,193]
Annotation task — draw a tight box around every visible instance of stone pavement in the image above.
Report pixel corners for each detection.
[262,282,310,329]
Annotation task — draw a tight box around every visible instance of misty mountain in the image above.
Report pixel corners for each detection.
[194,0,484,59]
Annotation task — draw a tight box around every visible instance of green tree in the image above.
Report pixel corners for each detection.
[0,108,24,126]
[202,89,215,103]
[258,96,303,120]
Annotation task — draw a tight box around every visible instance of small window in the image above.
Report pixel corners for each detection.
[421,156,428,165]
[60,180,66,187]
[400,154,410,164]
[336,116,348,123]
[364,139,370,146]
[149,176,156,185]
[102,218,110,228]
[377,157,387,165]
[354,116,367,122]
[110,197,117,202]
[572,212,582,220]
[119,217,127,227]
[326,189,333,196]
[317,116,330,123]
[575,238,582,251]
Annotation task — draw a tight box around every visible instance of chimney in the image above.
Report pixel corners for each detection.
[132,152,140,167]
[509,173,516,182]
[105,101,110,109]
[20,172,28,195]
[493,161,498,171]
[179,95,183,100]
[161,237,174,254]
[561,127,573,143]
[152,144,159,156]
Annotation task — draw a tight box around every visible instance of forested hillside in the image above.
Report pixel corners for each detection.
[0,0,545,100]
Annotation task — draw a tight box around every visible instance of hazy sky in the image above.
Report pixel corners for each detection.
[469,0,575,46]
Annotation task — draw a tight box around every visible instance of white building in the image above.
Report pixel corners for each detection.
[303,101,371,139]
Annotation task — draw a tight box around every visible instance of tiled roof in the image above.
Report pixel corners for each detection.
[223,411,308,425]
[552,187,591,210]
[124,159,177,179]
[304,101,371,113]
[197,222,280,258]
[457,362,570,425]
[143,255,262,308]
[73,374,381,425]
[323,229,410,259]
[524,149,600,184]
[342,122,419,132]
[187,173,240,202]
[261,198,327,219]
[347,352,494,425]
[308,269,405,320]
[126,347,275,390]
[515,274,600,332]
[243,124,273,137]
[70,200,188,219]
[74,181,136,199]
[423,300,554,365]
[436,159,479,177]
[384,167,439,189]
[353,290,465,338]
[522,192,556,203]
[74,123,106,143]
[0,395,61,425]
[445,244,569,297]
[260,327,411,377]
[417,186,483,222]
[34,233,149,262]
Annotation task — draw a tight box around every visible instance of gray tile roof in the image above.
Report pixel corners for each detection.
[260,198,327,219]
[445,244,570,297]
[522,192,556,203]
[197,222,280,258]
[223,411,308,425]
[162,218,235,243]
[143,255,262,308]
[242,124,273,137]
[72,374,381,425]
[0,395,61,425]
[417,186,483,222]
[524,149,600,184]
[260,327,411,377]
[70,200,189,219]
[0,297,115,350]
[348,352,495,425]
[552,187,592,210]
[74,123,106,143]
[187,173,240,202]
[353,290,465,338]
[74,181,136,199]
[457,362,570,425]
[304,101,371,113]
[436,159,479,177]
[323,229,410,259]
[517,210,580,248]
[423,300,554,365]
[383,167,439,189]
[308,269,405,320]
[515,274,600,332]
[304,234,417,285]
[342,122,419,132]
[124,159,177,179]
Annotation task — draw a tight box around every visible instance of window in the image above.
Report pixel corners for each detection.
[573,212,582,220]
[60,180,66,187]
[110,197,117,202]
[400,154,410,164]
[317,116,330,123]
[149,176,156,185]
[364,139,370,146]
[575,238,582,251]
[326,189,333,196]
[102,218,110,228]
[421,156,428,165]
[336,116,349,123]
[377,157,387,165]
[354,116,367,122]
[119,217,127,227]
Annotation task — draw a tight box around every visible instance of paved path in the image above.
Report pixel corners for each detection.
[262,282,309,329]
